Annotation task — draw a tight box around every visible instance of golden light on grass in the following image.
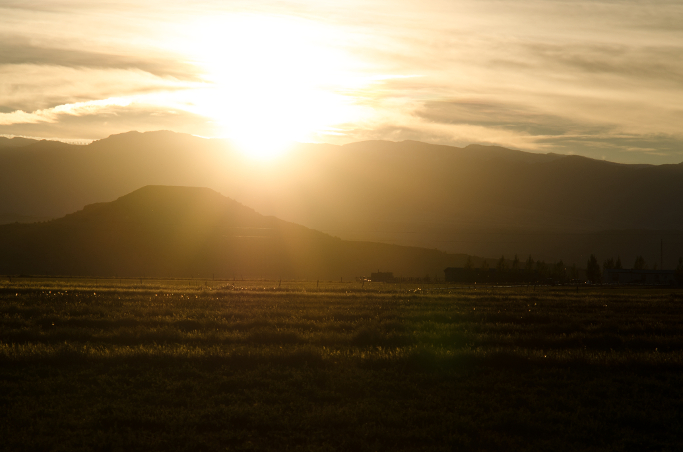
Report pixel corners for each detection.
[177,15,365,159]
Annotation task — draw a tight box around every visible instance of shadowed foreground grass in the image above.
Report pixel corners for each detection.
[1,281,682,451]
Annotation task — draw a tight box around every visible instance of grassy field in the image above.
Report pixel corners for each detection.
[1,279,682,451]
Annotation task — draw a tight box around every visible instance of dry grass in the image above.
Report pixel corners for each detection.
[1,281,682,450]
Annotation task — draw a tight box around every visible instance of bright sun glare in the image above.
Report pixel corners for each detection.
[181,15,362,159]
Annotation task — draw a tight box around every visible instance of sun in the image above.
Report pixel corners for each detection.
[180,15,361,159]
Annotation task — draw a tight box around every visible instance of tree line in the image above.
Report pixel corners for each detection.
[460,254,579,284]
[586,255,683,283]
[454,254,683,284]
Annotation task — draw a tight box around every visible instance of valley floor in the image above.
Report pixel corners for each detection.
[1,280,682,451]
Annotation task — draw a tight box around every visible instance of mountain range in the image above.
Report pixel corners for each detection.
[2,130,682,268]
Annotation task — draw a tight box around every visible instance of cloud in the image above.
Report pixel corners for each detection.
[417,100,608,137]
[0,64,197,112]
[0,98,133,125]
[512,42,683,88]
[0,37,200,81]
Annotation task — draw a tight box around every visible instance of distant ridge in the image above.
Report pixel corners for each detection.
[0,185,469,278]
[1,130,682,266]
[0,136,40,149]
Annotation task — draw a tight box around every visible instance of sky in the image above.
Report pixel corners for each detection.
[1,0,682,163]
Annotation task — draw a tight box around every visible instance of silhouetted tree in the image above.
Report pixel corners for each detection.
[497,255,507,272]
[463,256,474,282]
[554,260,566,282]
[586,254,601,283]
[603,258,615,271]
[509,254,520,282]
[677,257,683,275]
[570,263,579,280]
[536,260,547,279]
[480,260,489,282]
[464,255,474,271]
[633,255,646,270]
[615,256,622,269]
[525,255,534,274]
[496,255,507,283]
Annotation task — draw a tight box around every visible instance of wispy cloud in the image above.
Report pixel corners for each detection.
[0,98,132,125]
[0,37,199,80]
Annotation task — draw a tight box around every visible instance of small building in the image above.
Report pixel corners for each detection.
[444,267,468,282]
[370,271,394,282]
[603,269,680,285]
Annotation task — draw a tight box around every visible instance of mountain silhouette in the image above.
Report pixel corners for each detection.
[0,136,40,150]
[1,130,682,266]
[0,185,469,278]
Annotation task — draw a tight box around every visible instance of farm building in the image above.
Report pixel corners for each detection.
[602,269,680,285]
[370,271,394,282]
